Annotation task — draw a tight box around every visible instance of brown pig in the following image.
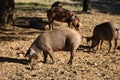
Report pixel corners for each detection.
[25,28,81,68]
[86,22,120,53]
[47,7,81,30]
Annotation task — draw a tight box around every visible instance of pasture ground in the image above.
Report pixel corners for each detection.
[0,0,120,80]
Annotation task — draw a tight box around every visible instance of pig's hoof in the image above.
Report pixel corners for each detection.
[42,61,46,64]
[30,64,37,70]
[50,61,54,64]
[67,62,72,66]
[117,46,120,49]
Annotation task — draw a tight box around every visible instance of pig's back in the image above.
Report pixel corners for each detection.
[37,28,81,50]
[94,22,119,40]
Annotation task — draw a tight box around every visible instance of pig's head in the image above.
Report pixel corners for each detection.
[83,36,92,44]
[71,14,81,30]
[25,48,38,66]
[25,48,33,58]
[91,36,100,48]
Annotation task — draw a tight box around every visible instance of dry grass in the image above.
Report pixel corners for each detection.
[0,1,120,80]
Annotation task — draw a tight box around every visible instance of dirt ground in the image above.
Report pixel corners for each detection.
[0,1,120,80]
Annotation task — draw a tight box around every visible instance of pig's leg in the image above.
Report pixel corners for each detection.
[99,40,103,49]
[113,39,118,53]
[43,50,54,64]
[92,40,100,51]
[30,54,38,70]
[97,40,103,50]
[67,50,75,65]
[43,51,48,63]
[107,41,112,53]
[96,44,99,50]
[47,50,55,64]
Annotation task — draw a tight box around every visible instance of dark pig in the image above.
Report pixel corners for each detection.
[86,22,120,53]
[25,28,81,69]
[47,7,81,30]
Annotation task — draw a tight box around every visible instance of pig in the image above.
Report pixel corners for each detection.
[25,28,81,69]
[47,7,81,30]
[51,1,62,8]
[86,22,120,53]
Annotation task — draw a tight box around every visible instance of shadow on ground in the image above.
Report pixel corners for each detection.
[0,16,48,42]
[78,45,96,53]
[13,17,49,30]
[0,26,44,42]
[0,57,29,65]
